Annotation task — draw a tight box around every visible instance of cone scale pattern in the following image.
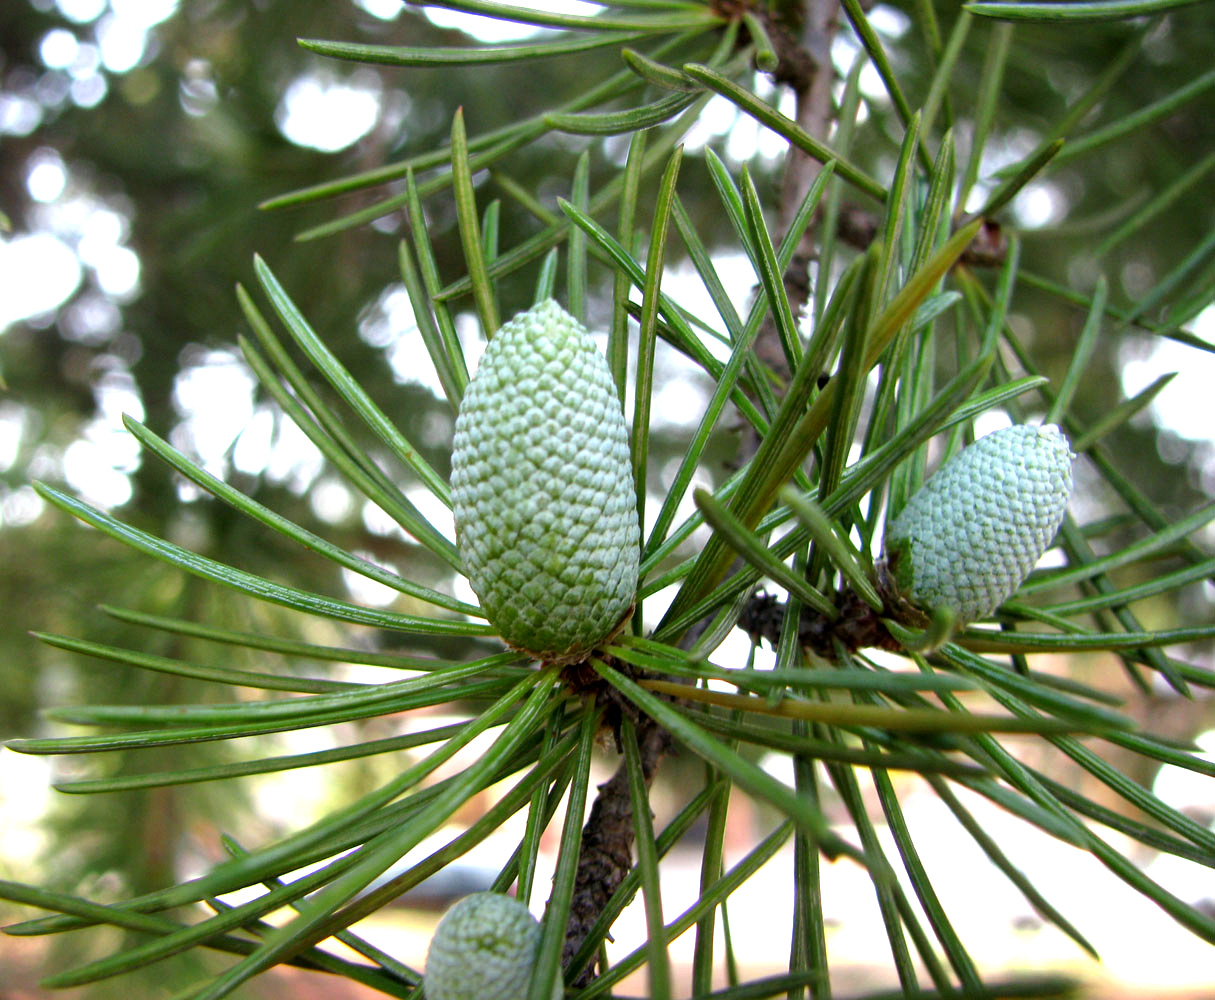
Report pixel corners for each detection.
[883,423,1074,623]
[424,892,561,1000]
[450,300,639,662]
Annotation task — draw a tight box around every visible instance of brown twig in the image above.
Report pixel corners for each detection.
[741,0,840,455]
[837,203,1010,268]
[558,1,845,983]
[739,588,903,657]
[561,715,671,987]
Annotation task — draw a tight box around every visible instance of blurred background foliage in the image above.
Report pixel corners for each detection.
[1,0,1213,995]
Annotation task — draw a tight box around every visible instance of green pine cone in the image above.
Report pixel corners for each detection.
[881,423,1074,623]
[450,299,639,662]
[424,892,561,1000]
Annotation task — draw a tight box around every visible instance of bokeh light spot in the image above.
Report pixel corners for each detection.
[275,69,382,152]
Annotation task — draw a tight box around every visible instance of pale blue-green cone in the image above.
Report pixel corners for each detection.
[450,299,639,662]
[424,893,562,1000]
[882,424,1074,624]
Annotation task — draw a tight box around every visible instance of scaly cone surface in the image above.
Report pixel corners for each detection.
[450,299,639,662]
[882,423,1074,623]
[424,892,562,1000]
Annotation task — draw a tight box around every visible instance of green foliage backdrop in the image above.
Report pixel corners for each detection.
[2,1,1215,998]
